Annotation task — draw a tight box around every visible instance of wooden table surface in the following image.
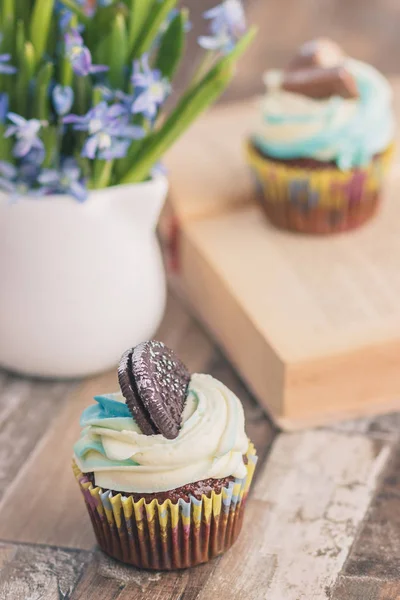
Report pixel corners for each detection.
[1,1,400,598]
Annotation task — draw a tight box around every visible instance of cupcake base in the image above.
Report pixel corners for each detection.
[260,191,380,234]
[73,444,257,570]
[246,142,394,235]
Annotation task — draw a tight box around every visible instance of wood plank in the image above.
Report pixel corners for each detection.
[330,445,400,599]
[0,373,75,502]
[331,577,400,600]
[193,430,391,600]
[0,368,115,549]
[69,556,123,600]
[71,550,222,600]
[0,542,90,600]
[344,446,400,579]
[331,412,400,442]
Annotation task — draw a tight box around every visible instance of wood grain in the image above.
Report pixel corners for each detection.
[194,430,391,600]
[70,557,123,600]
[337,446,400,580]
[331,412,400,442]
[0,369,115,549]
[331,577,400,600]
[0,373,75,502]
[69,550,221,600]
[0,542,90,600]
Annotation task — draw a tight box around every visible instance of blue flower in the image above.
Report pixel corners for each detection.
[52,85,74,116]
[64,102,145,159]
[65,29,109,77]
[0,159,43,201]
[5,113,45,159]
[0,53,17,75]
[0,35,17,75]
[38,158,88,202]
[0,161,18,194]
[0,94,8,123]
[131,54,171,120]
[198,0,246,54]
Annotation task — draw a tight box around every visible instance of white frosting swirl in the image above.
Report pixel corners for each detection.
[74,374,249,493]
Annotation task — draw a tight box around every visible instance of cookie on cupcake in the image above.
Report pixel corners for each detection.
[246,38,395,234]
[73,341,257,569]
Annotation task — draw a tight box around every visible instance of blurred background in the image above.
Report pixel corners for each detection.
[181,0,400,99]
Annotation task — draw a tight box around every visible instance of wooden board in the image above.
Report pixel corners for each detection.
[163,91,400,429]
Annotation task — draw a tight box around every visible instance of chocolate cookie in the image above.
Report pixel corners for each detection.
[282,66,359,100]
[118,348,158,436]
[118,341,190,439]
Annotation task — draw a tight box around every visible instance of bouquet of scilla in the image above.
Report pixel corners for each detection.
[0,0,255,201]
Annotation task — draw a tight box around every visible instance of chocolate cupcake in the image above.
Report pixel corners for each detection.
[73,341,257,570]
[246,38,395,234]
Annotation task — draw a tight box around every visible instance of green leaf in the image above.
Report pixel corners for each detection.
[132,0,177,59]
[30,0,55,67]
[89,2,127,42]
[34,62,54,120]
[73,74,92,115]
[0,125,13,162]
[154,9,187,80]
[15,0,29,25]
[1,0,14,26]
[42,126,58,168]
[16,19,25,62]
[127,0,155,55]
[15,42,35,117]
[108,13,128,88]
[1,15,14,54]
[60,55,73,88]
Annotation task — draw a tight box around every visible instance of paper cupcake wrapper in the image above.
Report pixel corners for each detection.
[246,142,394,233]
[73,443,257,570]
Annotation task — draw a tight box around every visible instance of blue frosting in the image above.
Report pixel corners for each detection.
[74,393,140,469]
[79,393,136,430]
[253,60,394,170]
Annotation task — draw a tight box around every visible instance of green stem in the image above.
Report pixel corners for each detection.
[92,160,114,189]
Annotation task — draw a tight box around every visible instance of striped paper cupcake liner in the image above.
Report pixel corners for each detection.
[73,443,257,570]
[246,141,394,234]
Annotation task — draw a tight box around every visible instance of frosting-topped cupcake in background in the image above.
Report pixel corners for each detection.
[246,38,395,234]
[73,340,257,570]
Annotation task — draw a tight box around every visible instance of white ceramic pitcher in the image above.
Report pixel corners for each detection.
[0,176,168,378]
